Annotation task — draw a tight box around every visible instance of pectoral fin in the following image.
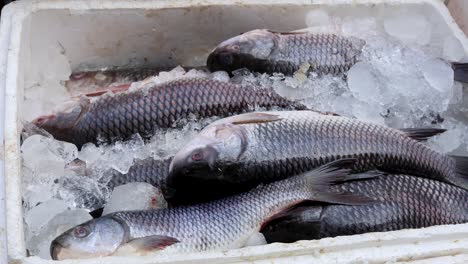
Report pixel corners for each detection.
[113,235,179,256]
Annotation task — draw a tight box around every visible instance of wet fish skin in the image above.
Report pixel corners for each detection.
[262,174,468,242]
[207,29,365,75]
[50,161,362,259]
[168,111,467,203]
[34,78,306,147]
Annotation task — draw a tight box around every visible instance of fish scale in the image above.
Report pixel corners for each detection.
[208,30,365,75]
[37,78,304,147]
[111,172,316,252]
[262,175,468,243]
[170,111,466,196]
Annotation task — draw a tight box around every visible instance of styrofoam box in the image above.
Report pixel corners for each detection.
[1,0,468,263]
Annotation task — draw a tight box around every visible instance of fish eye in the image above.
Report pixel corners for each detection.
[70,72,87,80]
[191,151,204,161]
[73,226,90,238]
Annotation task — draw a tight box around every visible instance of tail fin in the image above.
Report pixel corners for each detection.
[452,63,468,83]
[451,155,468,190]
[303,159,378,205]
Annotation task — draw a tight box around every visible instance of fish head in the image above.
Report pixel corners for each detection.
[207,29,279,72]
[50,216,127,260]
[32,97,89,141]
[169,123,247,182]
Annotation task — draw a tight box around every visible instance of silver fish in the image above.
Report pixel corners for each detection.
[168,111,468,202]
[207,29,365,75]
[50,160,370,259]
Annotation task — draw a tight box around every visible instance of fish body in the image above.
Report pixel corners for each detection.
[34,78,305,147]
[262,174,468,242]
[50,161,366,259]
[169,111,468,202]
[207,29,365,75]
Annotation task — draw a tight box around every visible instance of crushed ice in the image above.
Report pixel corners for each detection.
[21,9,468,258]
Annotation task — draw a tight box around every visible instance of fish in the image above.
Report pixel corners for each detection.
[207,29,365,76]
[33,78,306,147]
[168,111,468,203]
[50,160,373,260]
[261,174,468,243]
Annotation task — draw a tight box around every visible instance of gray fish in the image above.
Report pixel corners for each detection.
[168,111,468,202]
[262,174,468,242]
[207,29,365,75]
[50,160,371,259]
[33,78,306,147]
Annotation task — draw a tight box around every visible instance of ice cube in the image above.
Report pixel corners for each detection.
[27,209,92,259]
[450,82,464,105]
[352,102,386,125]
[421,59,454,93]
[78,143,101,165]
[58,174,107,210]
[383,13,431,45]
[305,10,330,27]
[185,68,210,79]
[23,185,54,211]
[430,127,463,153]
[107,149,134,174]
[21,135,68,180]
[103,182,167,215]
[22,135,77,165]
[24,199,69,235]
[211,71,230,82]
[443,36,465,62]
[347,62,380,102]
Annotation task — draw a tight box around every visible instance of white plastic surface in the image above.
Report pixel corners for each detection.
[0,1,468,264]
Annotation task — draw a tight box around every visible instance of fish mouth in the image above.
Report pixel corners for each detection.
[50,240,63,260]
[32,114,56,127]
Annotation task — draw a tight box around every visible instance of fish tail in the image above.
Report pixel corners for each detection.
[452,63,468,83]
[302,159,377,205]
[451,155,468,190]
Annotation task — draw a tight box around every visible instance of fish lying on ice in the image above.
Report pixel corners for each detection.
[168,111,468,202]
[207,29,365,75]
[33,78,306,147]
[50,160,373,260]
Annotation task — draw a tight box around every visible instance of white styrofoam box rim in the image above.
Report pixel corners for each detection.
[0,3,15,264]
[1,0,468,263]
[21,223,468,264]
